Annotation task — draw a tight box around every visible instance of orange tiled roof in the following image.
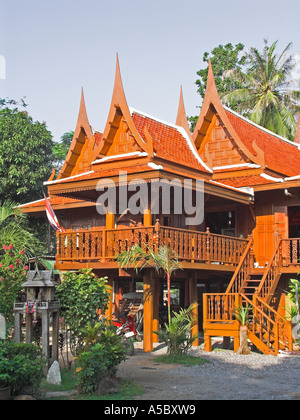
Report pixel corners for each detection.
[225,109,300,177]
[45,164,158,186]
[131,111,211,174]
[19,196,85,209]
[220,175,275,188]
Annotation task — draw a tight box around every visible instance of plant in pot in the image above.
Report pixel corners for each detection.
[0,341,47,399]
[233,304,252,355]
[0,361,12,400]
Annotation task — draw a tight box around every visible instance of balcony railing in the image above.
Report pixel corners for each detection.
[56,222,248,266]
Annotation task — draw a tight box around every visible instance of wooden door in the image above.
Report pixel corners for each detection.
[274,206,288,240]
[253,203,276,266]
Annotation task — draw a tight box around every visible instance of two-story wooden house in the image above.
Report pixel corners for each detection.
[21,56,300,355]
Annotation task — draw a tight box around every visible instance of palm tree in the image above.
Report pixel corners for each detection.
[0,200,41,255]
[116,244,182,325]
[222,40,300,140]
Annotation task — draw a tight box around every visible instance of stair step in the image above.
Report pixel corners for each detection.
[246,279,262,283]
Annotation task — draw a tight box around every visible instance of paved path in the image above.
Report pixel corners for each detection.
[117,343,300,400]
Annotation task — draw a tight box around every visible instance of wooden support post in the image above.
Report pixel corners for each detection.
[190,274,199,346]
[143,209,152,227]
[14,312,22,343]
[152,278,160,343]
[105,278,114,321]
[42,311,49,359]
[204,334,212,352]
[234,334,240,353]
[143,269,154,352]
[52,311,60,362]
[25,313,33,344]
[106,212,115,230]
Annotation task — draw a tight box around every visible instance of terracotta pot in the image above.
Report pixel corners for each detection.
[0,386,11,400]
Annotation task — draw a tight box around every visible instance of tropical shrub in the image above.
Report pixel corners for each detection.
[56,269,110,355]
[0,244,28,324]
[233,304,252,326]
[75,322,126,394]
[155,304,198,356]
[0,341,46,394]
[287,279,300,307]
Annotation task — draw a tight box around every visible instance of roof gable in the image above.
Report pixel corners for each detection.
[57,89,97,180]
[92,54,154,160]
[192,60,265,171]
[225,108,300,177]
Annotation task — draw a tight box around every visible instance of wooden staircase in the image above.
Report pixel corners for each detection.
[203,236,293,356]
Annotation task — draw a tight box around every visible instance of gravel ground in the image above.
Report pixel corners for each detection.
[117,342,300,400]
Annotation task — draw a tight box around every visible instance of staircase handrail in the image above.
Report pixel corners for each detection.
[256,238,282,303]
[240,293,275,326]
[252,293,293,352]
[226,237,253,294]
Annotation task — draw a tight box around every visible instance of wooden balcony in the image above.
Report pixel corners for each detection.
[55,223,248,270]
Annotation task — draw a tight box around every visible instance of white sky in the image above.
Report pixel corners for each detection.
[0,0,299,141]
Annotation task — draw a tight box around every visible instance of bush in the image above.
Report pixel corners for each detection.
[0,341,47,394]
[75,321,127,394]
[155,304,198,356]
[56,269,110,355]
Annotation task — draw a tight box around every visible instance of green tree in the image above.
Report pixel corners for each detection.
[52,130,74,173]
[222,40,300,140]
[116,245,182,325]
[0,99,54,204]
[56,269,110,355]
[189,43,246,131]
[195,43,246,99]
[0,200,43,255]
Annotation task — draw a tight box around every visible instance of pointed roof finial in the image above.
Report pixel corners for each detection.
[56,87,94,180]
[295,115,300,144]
[176,86,192,139]
[94,54,154,157]
[111,52,128,107]
[78,87,90,126]
[206,58,219,95]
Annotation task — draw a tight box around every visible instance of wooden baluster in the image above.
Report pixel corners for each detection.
[102,230,106,262]
[91,232,96,260]
[72,233,77,259]
[154,219,160,252]
[56,231,60,262]
[206,228,210,264]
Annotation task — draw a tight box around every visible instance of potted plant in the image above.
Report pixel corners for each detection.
[0,364,12,400]
[233,304,252,355]
[0,341,46,398]
[0,377,11,400]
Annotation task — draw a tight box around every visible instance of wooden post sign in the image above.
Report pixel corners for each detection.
[0,314,6,339]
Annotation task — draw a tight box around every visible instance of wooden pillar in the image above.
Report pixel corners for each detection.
[14,312,22,343]
[52,311,60,361]
[190,274,199,346]
[105,278,114,321]
[42,311,49,358]
[143,269,154,352]
[106,212,115,230]
[143,209,152,227]
[25,313,33,344]
[152,278,160,343]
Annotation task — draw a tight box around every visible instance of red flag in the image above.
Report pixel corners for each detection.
[44,195,65,232]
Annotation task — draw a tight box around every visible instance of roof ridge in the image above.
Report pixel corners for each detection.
[224,106,300,149]
[130,107,181,130]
